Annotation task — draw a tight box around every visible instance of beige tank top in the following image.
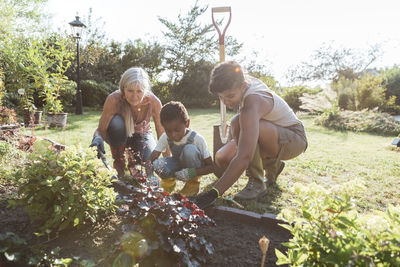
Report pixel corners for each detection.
[240,76,300,127]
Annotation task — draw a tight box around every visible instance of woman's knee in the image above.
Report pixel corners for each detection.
[107,115,127,146]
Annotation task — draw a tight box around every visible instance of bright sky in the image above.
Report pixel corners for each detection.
[46,0,400,86]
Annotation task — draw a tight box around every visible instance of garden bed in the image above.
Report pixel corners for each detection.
[1,181,289,266]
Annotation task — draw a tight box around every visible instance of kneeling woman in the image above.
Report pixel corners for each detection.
[90,67,166,177]
[195,61,308,208]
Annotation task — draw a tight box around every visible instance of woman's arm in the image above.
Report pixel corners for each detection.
[151,96,170,157]
[94,94,118,139]
[213,95,270,194]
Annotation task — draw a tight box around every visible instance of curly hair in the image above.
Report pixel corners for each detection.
[208,61,245,94]
[160,101,189,125]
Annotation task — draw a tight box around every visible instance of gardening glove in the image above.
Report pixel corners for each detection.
[192,187,219,210]
[174,168,196,182]
[90,135,105,158]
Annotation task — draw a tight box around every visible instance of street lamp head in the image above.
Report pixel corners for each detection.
[69,16,86,39]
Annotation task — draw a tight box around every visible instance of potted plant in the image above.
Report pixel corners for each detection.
[44,76,68,128]
[23,36,73,128]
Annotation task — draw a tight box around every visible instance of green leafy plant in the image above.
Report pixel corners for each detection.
[10,144,116,234]
[22,35,73,114]
[0,232,27,262]
[276,181,400,266]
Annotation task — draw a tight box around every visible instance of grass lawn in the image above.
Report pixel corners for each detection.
[22,108,400,215]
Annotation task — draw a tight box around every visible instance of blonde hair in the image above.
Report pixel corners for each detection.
[119,67,152,136]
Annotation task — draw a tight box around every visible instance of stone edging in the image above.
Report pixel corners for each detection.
[206,206,287,228]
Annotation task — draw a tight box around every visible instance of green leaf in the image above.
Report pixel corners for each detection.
[73,217,79,227]
[303,210,312,220]
[275,249,290,265]
[338,216,355,227]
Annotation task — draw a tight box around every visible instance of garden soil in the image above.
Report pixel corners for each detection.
[0,183,290,267]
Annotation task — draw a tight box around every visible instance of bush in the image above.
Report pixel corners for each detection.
[10,144,116,234]
[173,60,218,108]
[315,108,400,135]
[81,80,118,107]
[276,182,400,266]
[59,79,76,112]
[282,86,321,112]
[383,65,400,106]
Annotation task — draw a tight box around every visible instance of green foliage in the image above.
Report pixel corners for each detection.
[81,80,117,107]
[1,34,74,113]
[10,144,116,234]
[0,232,27,262]
[0,0,49,37]
[276,182,400,266]
[0,140,25,184]
[382,65,400,106]
[315,108,400,135]
[0,106,18,125]
[0,67,4,106]
[159,1,241,84]
[282,86,321,112]
[173,60,218,108]
[331,75,399,113]
[355,74,386,110]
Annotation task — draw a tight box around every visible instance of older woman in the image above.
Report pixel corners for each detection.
[90,67,166,177]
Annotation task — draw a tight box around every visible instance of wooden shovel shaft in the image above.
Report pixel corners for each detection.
[212,6,232,145]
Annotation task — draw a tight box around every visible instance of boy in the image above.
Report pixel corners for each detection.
[147,101,214,196]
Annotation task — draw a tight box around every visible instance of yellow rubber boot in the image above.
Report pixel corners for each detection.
[161,177,176,193]
[179,176,200,197]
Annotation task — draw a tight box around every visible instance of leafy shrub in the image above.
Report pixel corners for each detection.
[315,109,400,135]
[114,172,215,266]
[276,181,400,266]
[0,106,18,125]
[10,144,116,234]
[332,75,399,113]
[81,80,117,107]
[59,79,77,112]
[282,86,321,112]
[383,65,400,105]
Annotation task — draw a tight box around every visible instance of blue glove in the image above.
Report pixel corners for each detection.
[90,135,105,158]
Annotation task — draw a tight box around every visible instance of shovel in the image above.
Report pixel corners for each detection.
[211,6,232,171]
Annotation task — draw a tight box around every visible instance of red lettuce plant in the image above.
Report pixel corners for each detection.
[113,171,215,266]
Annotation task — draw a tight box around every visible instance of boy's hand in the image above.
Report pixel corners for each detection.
[90,136,105,158]
[145,160,154,173]
[175,168,196,181]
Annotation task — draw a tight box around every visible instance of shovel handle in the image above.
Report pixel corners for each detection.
[211,6,232,45]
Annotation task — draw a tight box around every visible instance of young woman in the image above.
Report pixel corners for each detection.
[194,61,307,209]
[90,67,166,177]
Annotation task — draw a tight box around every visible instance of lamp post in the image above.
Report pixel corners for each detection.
[69,16,86,115]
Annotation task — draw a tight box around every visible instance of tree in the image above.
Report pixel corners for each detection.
[120,39,165,81]
[158,0,242,84]
[383,65,400,106]
[287,42,382,83]
[0,0,49,37]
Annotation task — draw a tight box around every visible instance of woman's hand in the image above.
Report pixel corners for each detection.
[90,135,105,158]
